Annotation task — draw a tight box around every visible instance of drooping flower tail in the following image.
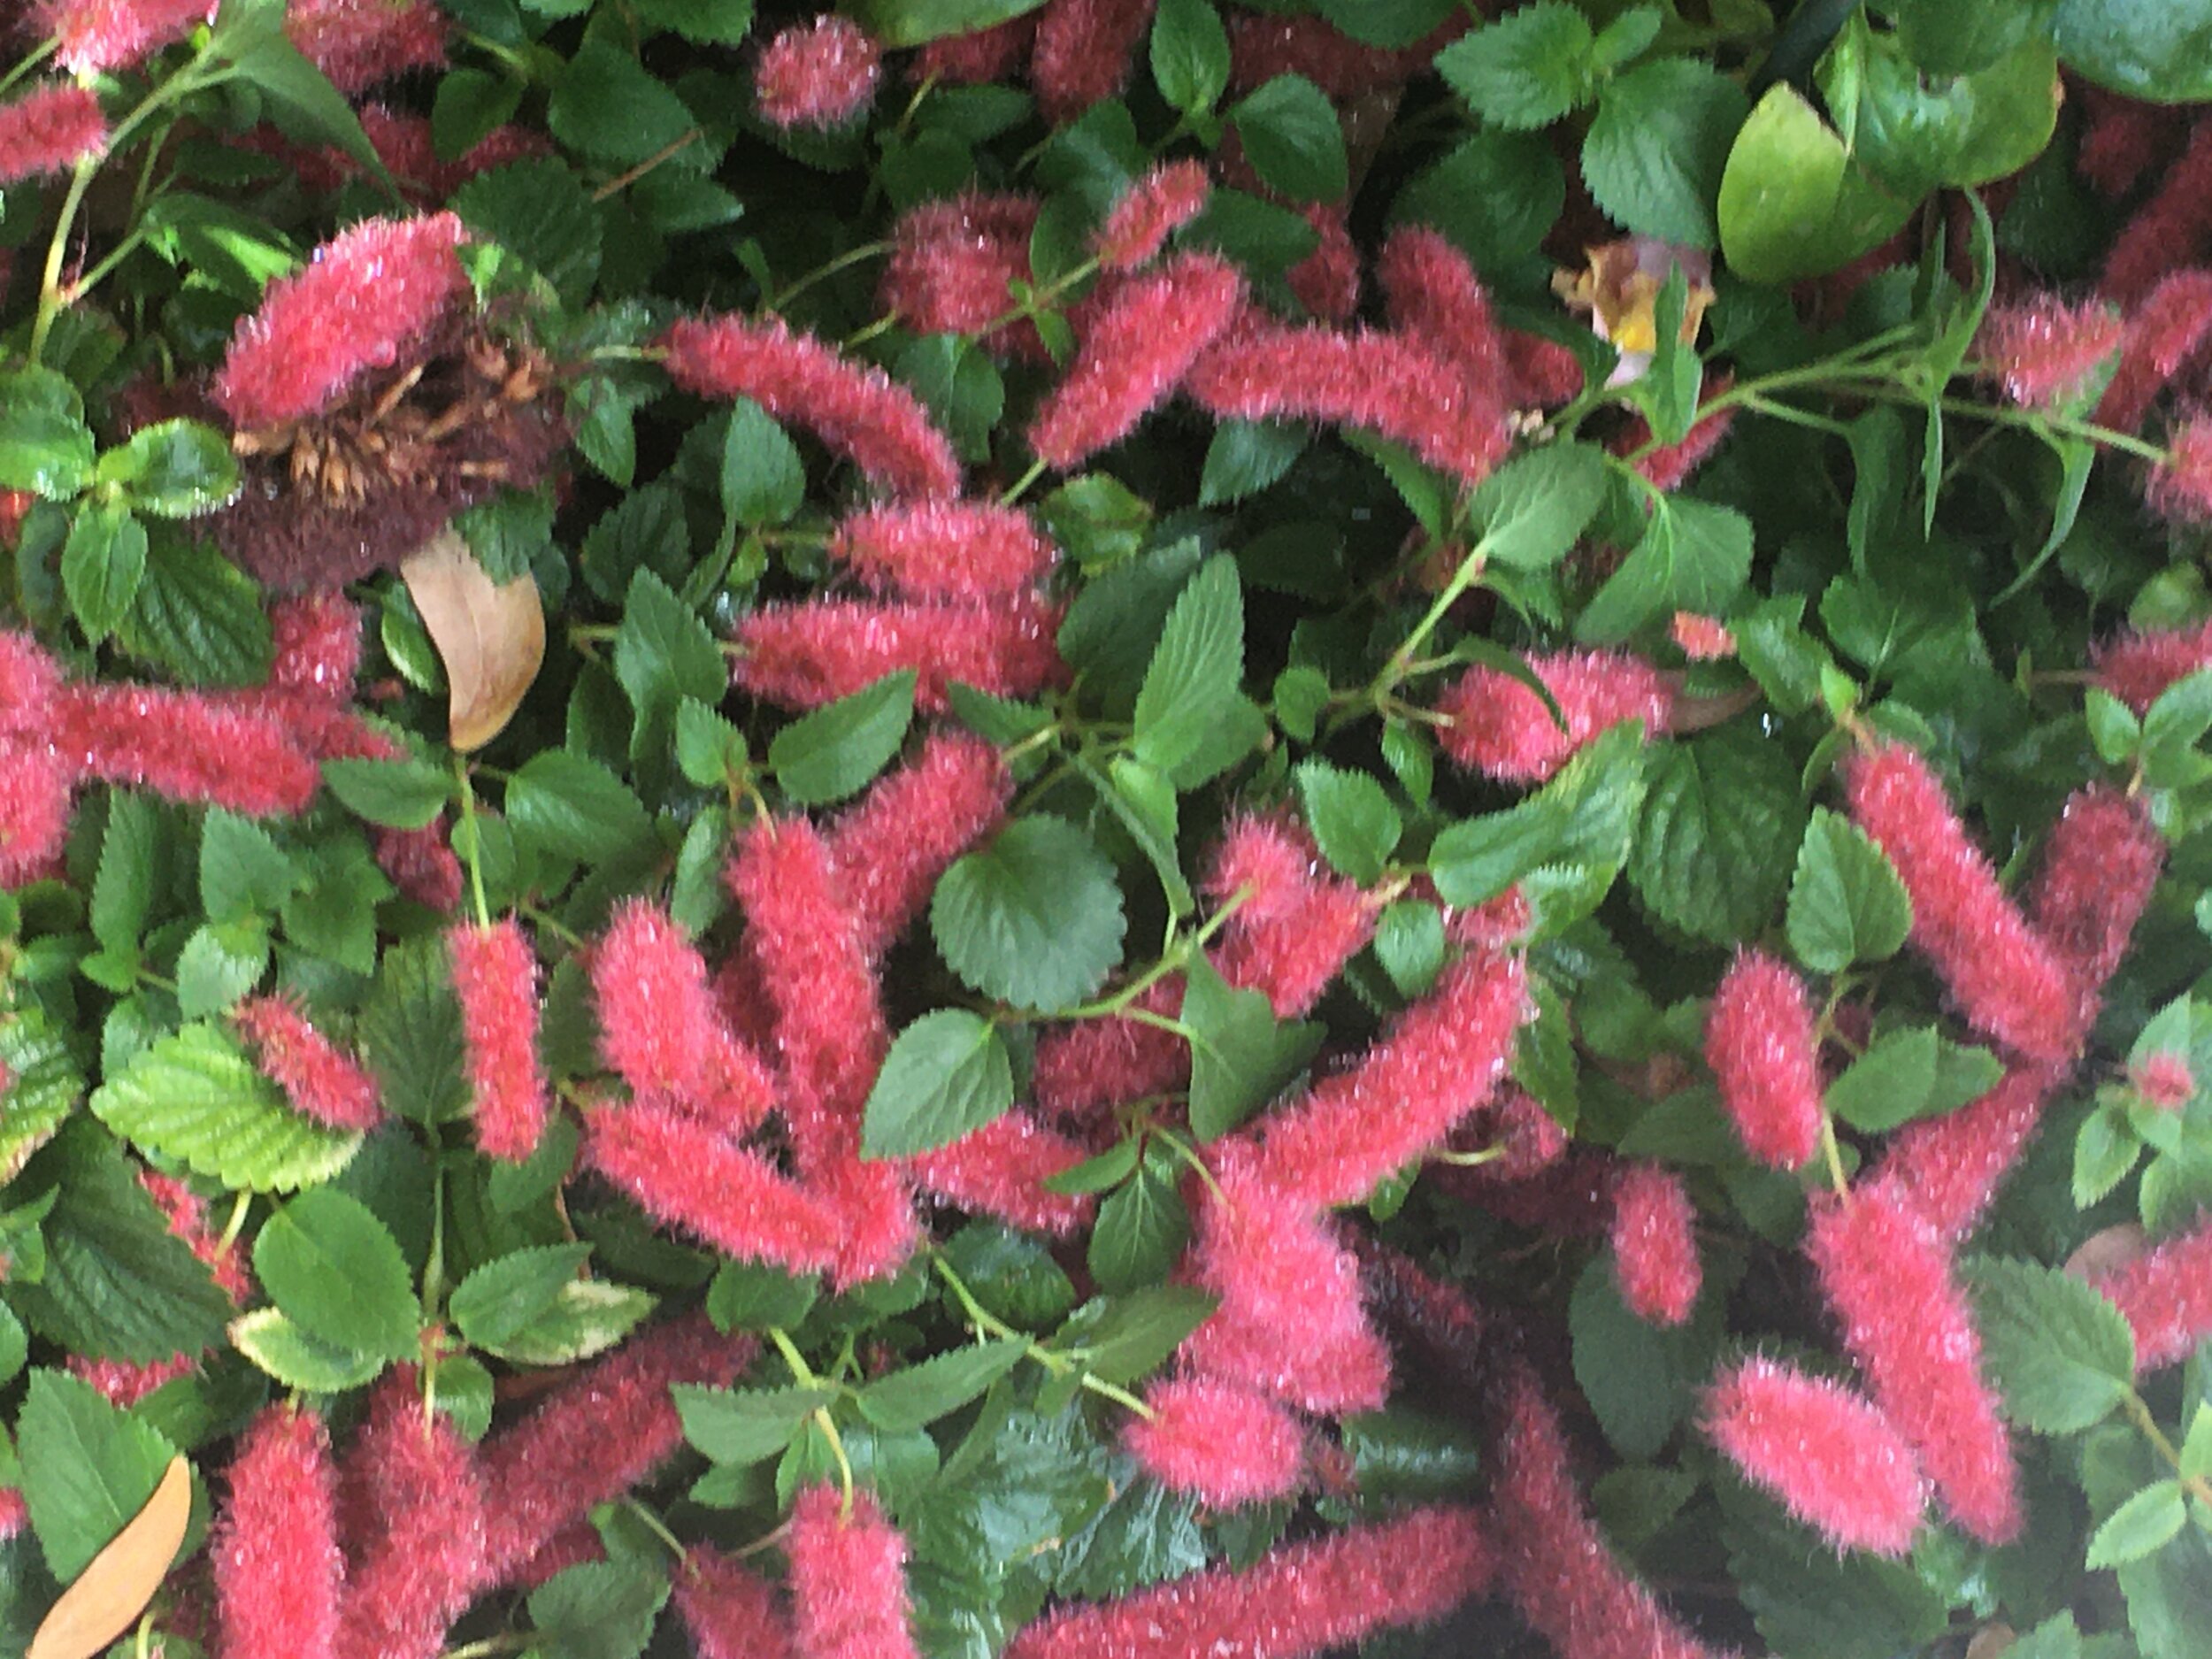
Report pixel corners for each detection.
[41,0,212,73]
[678,1548,799,1659]
[1704,949,1824,1171]
[756,15,882,128]
[1702,1357,1927,1556]
[825,729,1010,960]
[449,918,549,1161]
[786,1485,924,1659]
[213,1404,344,1659]
[733,595,1066,713]
[590,899,776,1131]
[827,501,1054,600]
[1435,649,1675,784]
[1028,0,1158,123]
[907,1111,1094,1235]
[1093,161,1210,272]
[1609,1163,1701,1327]
[1124,1377,1305,1509]
[231,994,384,1131]
[0,81,108,182]
[333,1375,488,1659]
[2091,1217,2212,1373]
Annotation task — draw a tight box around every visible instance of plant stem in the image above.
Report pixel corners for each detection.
[2124,1391,2212,1510]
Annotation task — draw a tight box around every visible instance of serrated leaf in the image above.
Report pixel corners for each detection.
[321,756,451,830]
[769,670,918,805]
[932,817,1126,1013]
[1294,760,1401,886]
[1580,58,1747,247]
[119,533,272,688]
[1231,74,1347,202]
[199,808,296,921]
[359,934,471,1128]
[506,750,653,863]
[15,1371,177,1586]
[1150,0,1230,113]
[95,419,237,518]
[1181,958,1317,1143]
[1628,728,1801,944]
[1087,1166,1189,1294]
[253,1189,419,1361]
[673,698,746,787]
[1786,808,1912,973]
[612,570,724,758]
[526,1557,670,1659]
[1967,1256,2136,1434]
[1569,1255,1717,1459]
[26,1452,188,1659]
[174,918,269,1020]
[1132,555,1243,778]
[1435,0,1596,129]
[719,396,805,526]
[858,1340,1027,1432]
[2090,1481,2187,1569]
[862,1010,1015,1158]
[675,1382,836,1466]
[1055,1286,1216,1386]
[90,1023,360,1192]
[487,1279,657,1365]
[1824,1026,1940,1133]
[705,1260,818,1333]
[60,507,147,646]
[1471,442,1607,571]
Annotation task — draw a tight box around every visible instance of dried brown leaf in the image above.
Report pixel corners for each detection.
[401,527,545,752]
[28,1455,191,1659]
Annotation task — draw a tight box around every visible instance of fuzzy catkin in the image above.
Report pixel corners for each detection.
[1703,1358,1927,1556]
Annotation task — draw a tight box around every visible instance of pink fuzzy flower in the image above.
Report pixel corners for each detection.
[1610,1163,1701,1326]
[140,1168,253,1302]
[757,15,882,128]
[1435,649,1675,784]
[1029,0,1157,122]
[1094,161,1211,272]
[0,82,106,183]
[1448,1084,1569,1181]
[1705,949,1824,1171]
[829,500,1054,599]
[1703,1358,1926,1556]
[1206,818,1378,1018]
[1008,1504,1489,1659]
[1186,317,1507,483]
[54,684,320,816]
[1287,204,1361,323]
[2151,416,2212,524]
[1806,1181,2022,1543]
[1977,296,2126,407]
[2095,267,2212,433]
[826,730,1010,960]
[267,593,365,700]
[1256,949,1529,1209]
[2027,784,2162,1002]
[908,1110,1094,1235]
[334,1374,488,1659]
[0,1489,22,1539]
[591,900,777,1131]
[2076,84,2177,197]
[2101,118,2212,307]
[374,823,465,911]
[232,994,384,1131]
[1671,612,1735,659]
[1125,1377,1304,1508]
[679,1548,797,1659]
[0,741,73,887]
[1028,253,1245,467]
[1624,395,1739,492]
[0,631,61,728]
[733,595,1064,713]
[787,1486,922,1659]
[214,1405,342,1659]
[1488,1366,1723,1659]
[37,0,209,72]
[585,1095,843,1271]
[70,1352,196,1406]
[285,0,449,94]
[2092,1216,2212,1372]
[916,16,1036,84]
[2093,617,2212,714]
[1377,227,1511,421]
[476,1315,756,1583]
[1029,980,1188,1129]
[1844,744,2078,1062]
[1877,1064,2053,1240]
[449,918,549,1161]
[661,313,960,498]
[213,212,466,431]
[881,193,1041,350]
[1506,328,1587,405]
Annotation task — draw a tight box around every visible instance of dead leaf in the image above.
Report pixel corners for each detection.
[2065,1222,2149,1282]
[401,526,545,752]
[28,1454,191,1659]
[1963,1623,2017,1659]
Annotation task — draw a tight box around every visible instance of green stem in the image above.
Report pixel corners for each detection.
[455,757,491,930]
[1818,1113,1851,1202]
[0,39,57,100]
[623,1500,689,1561]
[1000,457,1049,507]
[2124,1391,2212,1510]
[771,239,895,312]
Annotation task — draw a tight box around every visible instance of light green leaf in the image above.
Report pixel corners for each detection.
[61,505,148,644]
[856,1340,1027,1432]
[322,756,451,830]
[1294,759,1402,886]
[14,1369,179,1582]
[1581,58,1747,247]
[1968,1256,2136,1434]
[1471,442,1607,572]
[253,1188,419,1361]
[2089,1481,2187,1569]
[1824,1026,1940,1133]
[1786,808,1912,973]
[506,750,653,862]
[1132,555,1244,778]
[719,396,805,526]
[1434,1,1596,129]
[94,419,239,518]
[675,1381,837,1465]
[861,1010,1016,1158]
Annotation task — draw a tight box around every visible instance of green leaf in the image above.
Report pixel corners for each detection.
[280,837,392,974]
[93,419,239,518]
[719,396,806,526]
[2053,0,2212,102]
[506,750,654,862]
[631,0,756,42]
[1200,420,1304,506]
[175,917,271,1019]
[1374,899,1447,998]
[452,157,603,309]
[2088,687,2143,764]
[1627,728,1802,944]
[432,66,524,162]
[1098,755,1193,918]
[360,935,471,1129]
[322,756,451,830]
[2075,1102,2142,1208]
[60,505,148,644]
[848,0,1050,49]
[0,367,96,497]
[932,817,1126,1013]
[1824,1026,1941,1133]
[1717,83,1914,284]
[213,6,380,170]
[1132,554,1244,778]
[2090,1481,2188,1569]
[254,1188,419,1362]
[1151,0,1231,113]
[1294,760,1402,886]
[1340,1407,1485,1502]
[547,40,698,165]
[231,1308,386,1392]
[1056,1286,1216,1385]
[1722,1489,1948,1659]
[1786,808,1913,973]
[858,1340,1028,1432]
[527,1557,670,1659]
[861,1010,1016,1158]
[613,569,725,758]
[1569,1254,1717,1460]
[674,698,747,787]
[938,1222,1077,1330]
[675,1381,837,1465]
[898,334,1004,464]
[485,1279,657,1365]
[1435,1,1596,129]
[1044,1138,1142,1195]
[1578,496,1754,643]
[1471,442,1607,572]
[119,532,273,687]
[1581,58,1748,248]
[1391,129,1567,267]
[706,1260,819,1332]
[1231,74,1348,203]
[200,808,296,921]
[90,793,160,959]
[91,1022,361,1192]
[1967,1256,2137,1434]
[769,671,918,806]
[1182,958,1317,1143]
[14,1369,178,1583]
[670,805,730,936]
[1087,1164,1190,1294]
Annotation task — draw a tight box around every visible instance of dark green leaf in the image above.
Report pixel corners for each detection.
[719,396,805,526]
[547,41,698,165]
[254,1189,419,1361]
[1056,1286,1216,1385]
[1131,554,1244,778]
[93,420,238,518]
[2053,0,2212,103]
[1627,727,1802,944]
[1294,760,1402,886]
[1182,958,1317,1142]
[527,1557,670,1659]
[1824,1026,1941,1133]
[1786,808,1912,973]
[506,751,653,862]
[849,0,1051,49]
[705,1260,818,1332]
[1231,75,1348,203]
[359,935,472,1128]
[1087,1167,1189,1294]
[453,158,603,309]
[1200,420,1304,506]
[1581,58,1748,247]
[14,1369,177,1583]
[861,1010,1016,1157]
[0,367,96,497]
[1578,496,1754,643]
[1434,1,1596,129]
[612,570,725,757]
[1151,0,1231,113]
[120,533,273,687]
[858,1340,1028,1432]
[322,756,451,830]
[675,1381,836,1465]
[769,670,918,805]
[60,506,147,644]
[1472,442,1607,572]
[449,1243,594,1351]
[932,817,1126,1012]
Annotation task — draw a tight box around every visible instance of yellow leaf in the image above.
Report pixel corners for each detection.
[401,527,545,752]
[28,1455,191,1659]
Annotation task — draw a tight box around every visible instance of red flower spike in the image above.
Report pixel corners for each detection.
[1877,1064,2054,1241]
[1805,1181,2023,1543]
[284,0,449,94]
[1447,1084,1569,1181]
[213,1405,343,1659]
[678,1548,798,1659]
[881,194,1041,352]
[70,1352,197,1406]
[1488,1366,1724,1659]
[1379,227,1511,405]
[1029,0,1158,123]
[374,823,465,912]
[1435,649,1675,784]
[2093,1216,2212,1372]
[2093,617,2212,714]
[0,632,61,730]
[2151,416,2212,524]
[1125,1378,1305,1509]
[2094,268,2212,433]
[1029,979,1188,1129]
[1976,296,2127,408]
[828,500,1054,600]
[1206,817,1379,1019]
[232,994,384,1132]
[1094,161,1211,272]
[2101,118,2212,307]
[1703,1357,1928,1556]
[213,212,468,431]
[1202,816,1317,925]
[915,16,1035,84]
[1610,1163,1701,1326]
[1226,11,1462,100]
[2032,784,2164,1000]
[37,0,209,72]
[733,595,1065,714]
[787,1485,923,1659]
[1256,950,1529,1209]
[267,593,365,700]
[139,1168,254,1302]
[661,313,960,497]
[1842,744,2078,1063]
[1624,395,1739,492]
[0,741,73,888]
[908,1110,1094,1235]
[475,1315,756,1583]
[590,899,775,1130]
[584,1096,843,1272]
[1027,253,1246,468]
[1006,1504,1490,1659]
[508,1521,603,1592]
[757,15,882,129]
[1505,328,1586,406]
[825,729,1010,961]
[1286,205,1362,324]
[0,82,107,183]
[334,1374,488,1659]
[1185,317,1509,485]
[1705,950,1824,1171]
[0,1489,22,1539]
[449,919,549,1162]
[53,684,320,817]
[2075,83,2177,197]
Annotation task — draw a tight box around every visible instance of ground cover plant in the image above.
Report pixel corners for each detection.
[7,0,2212,1655]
